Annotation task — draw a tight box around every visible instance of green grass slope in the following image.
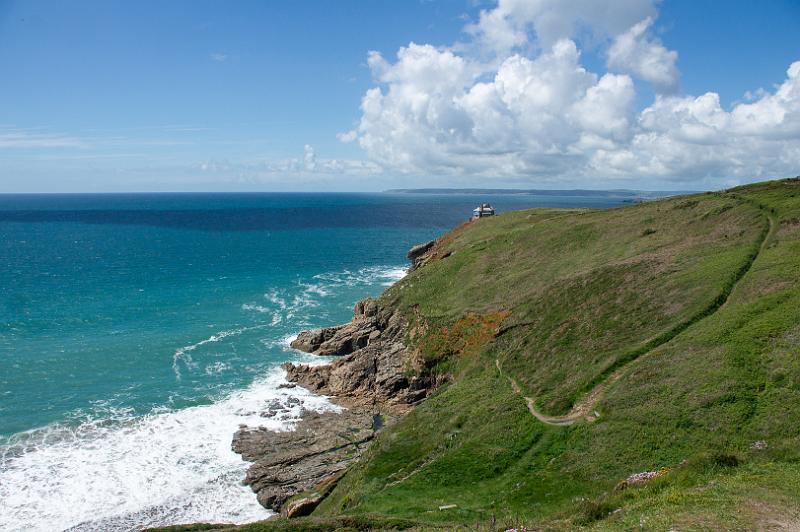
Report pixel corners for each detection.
[311,178,800,530]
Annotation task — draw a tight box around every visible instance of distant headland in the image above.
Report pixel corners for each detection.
[383,188,692,200]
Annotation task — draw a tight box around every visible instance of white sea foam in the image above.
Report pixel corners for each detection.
[264,289,287,310]
[312,264,407,288]
[0,368,340,532]
[241,303,270,314]
[254,265,407,328]
[281,333,298,347]
[172,325,269,380]
[375,266,408,285]
[204,361,231,375]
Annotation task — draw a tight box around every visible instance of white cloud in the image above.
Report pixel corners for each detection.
[467,0,658,51]
[210,53,228,62]
[607,17,679,93]
[351,38,640,178]
[0,129,88,149]
[303,144,317,171]
[730,61,800,138]
[195,144,381,183]
[340,0,800,186]
[572,73,636,139]
[336,130,357,143]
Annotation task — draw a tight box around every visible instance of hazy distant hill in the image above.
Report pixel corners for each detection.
[384,187,690,199]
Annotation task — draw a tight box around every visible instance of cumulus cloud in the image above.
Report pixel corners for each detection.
[466,0,658,51]
[607,17,679,93]
[340,0,800,186]
[592,63,800,180]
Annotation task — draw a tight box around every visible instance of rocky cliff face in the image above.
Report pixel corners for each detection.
[285,299,430,406]
[232,295,433,515]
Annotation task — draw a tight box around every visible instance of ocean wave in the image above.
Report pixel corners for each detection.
[262,264,407,327]
[0,367,340,532]
[312,264,407,288]
[172,325,270,380]
[241,303,269,314]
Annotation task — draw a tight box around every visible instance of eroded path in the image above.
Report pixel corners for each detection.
[498,206,776,427]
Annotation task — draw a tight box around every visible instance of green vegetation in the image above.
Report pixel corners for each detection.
[147,515,439,532]
[158,178,800,530]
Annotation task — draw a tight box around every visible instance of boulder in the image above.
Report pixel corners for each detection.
[283,306,431,405]
[284,494,324,518]
[407,240,435,270]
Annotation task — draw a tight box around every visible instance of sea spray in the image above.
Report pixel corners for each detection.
[0,365,339,532]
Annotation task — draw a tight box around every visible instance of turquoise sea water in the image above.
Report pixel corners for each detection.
[0,192,626,531]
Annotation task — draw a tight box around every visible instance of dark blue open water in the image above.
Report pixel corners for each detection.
[0,192,626,531]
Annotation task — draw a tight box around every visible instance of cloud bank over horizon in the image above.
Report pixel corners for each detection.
[339,0,800,188]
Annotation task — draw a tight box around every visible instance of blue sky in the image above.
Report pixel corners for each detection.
[0,0,799,192]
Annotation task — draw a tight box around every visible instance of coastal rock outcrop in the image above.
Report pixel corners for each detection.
[289,298,381,357]
[233,406,380,512]
[407,240,435,271]
[235,297,432,514]
[285,299,430,406]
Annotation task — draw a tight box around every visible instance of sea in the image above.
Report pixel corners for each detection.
[0,191,629,531]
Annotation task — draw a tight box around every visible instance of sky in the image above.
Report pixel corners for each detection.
[0,0,799,192]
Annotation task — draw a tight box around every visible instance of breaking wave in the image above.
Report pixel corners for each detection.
[0,368,340,532]
[240,264,407,328]
[311,264,408,288]
[172,325,270,380]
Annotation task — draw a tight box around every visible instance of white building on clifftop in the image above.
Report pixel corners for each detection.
[472,203,495,220]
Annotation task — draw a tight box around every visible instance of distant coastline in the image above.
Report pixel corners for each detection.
[384,188,692,200]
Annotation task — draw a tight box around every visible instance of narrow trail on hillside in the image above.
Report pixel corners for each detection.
[497,205,776,427]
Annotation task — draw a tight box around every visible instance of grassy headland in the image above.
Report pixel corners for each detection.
[153,178,800,530]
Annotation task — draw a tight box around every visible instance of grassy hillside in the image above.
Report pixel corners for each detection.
[312,178,800,530]
[154,178,800,531]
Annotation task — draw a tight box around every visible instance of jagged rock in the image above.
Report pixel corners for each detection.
[284,494,324,518]
[283,302,430,405]
[353,298,379,318]
[290,327,338,353]
[282,362,331,391]
[407,240,435,270]
[290,298,381,356]
[233,406,379,512]
[235,297,435,514]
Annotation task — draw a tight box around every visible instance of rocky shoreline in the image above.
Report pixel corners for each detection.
[231,242,437,517]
